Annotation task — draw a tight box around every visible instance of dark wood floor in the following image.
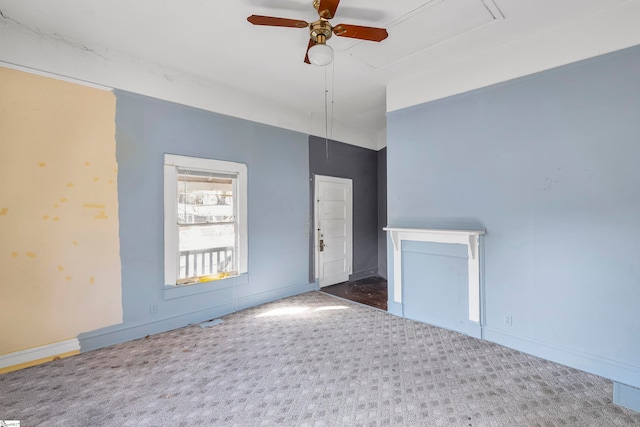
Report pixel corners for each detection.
[320,276,388,310]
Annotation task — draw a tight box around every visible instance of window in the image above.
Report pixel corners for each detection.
[164,154,247,287]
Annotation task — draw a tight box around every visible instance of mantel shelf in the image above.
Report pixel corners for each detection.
[383,227,485,236]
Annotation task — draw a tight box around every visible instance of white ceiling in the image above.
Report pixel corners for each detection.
[0,0,639,149]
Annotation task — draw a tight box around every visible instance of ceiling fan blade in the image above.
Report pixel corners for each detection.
[333,24,388,42]
[317,0,341,19]
[247,15,309,28]
[304,39,315,64]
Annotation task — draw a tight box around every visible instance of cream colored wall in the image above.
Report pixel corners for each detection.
[0,67,122,355]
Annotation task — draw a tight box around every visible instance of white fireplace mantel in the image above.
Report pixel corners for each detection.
[384,227,485,323]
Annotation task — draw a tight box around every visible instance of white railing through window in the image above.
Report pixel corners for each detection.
[179,246,234,280]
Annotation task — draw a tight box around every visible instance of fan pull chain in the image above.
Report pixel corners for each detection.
[323,59,336,162]
[330,59,335,140]
[324,64,330,162]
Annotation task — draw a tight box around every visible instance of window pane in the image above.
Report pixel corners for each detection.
[178,223,235,252]
[176,169,237,283]
[177,171,235,225]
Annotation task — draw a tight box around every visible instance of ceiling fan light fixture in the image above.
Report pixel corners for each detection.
[308,43,334,66]
[247,0,388,66]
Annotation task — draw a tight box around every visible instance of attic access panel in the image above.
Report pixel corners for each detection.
[344,0,504,68]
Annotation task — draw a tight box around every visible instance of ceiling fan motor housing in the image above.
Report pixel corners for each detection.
[310,20,333,43]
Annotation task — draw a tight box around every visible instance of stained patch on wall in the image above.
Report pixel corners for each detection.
[0,66,123,355]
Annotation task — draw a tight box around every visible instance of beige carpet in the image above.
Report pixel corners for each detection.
[1,291,639,426]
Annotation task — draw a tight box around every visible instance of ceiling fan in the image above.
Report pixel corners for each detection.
[247,0,388,66]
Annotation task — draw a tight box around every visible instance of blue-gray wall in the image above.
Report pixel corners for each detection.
[387,46,640,388]
[80,91,313,350]
[309,136,379,281]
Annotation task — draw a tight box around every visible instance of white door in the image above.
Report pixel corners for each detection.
[315,175,353,288]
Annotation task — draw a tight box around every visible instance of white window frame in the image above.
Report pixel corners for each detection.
[164,154,248,287]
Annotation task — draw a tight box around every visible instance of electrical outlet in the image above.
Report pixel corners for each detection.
[150,304,158,315]
[504,315,513,327]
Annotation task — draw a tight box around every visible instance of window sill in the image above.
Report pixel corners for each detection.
[163,273,248,300]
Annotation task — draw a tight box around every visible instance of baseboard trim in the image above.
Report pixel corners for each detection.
[403,311,482,339]
[234,281,317,311]
[613,382,640,412]
[387,300,403,317]
[484,327,640,389]
[349,269,379,281]
[0,339,80,374]
[79,304,235,352]
[79,281,317,353]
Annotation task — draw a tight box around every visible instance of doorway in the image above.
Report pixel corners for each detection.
[314,175,353,288]
[320,276,388,310]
